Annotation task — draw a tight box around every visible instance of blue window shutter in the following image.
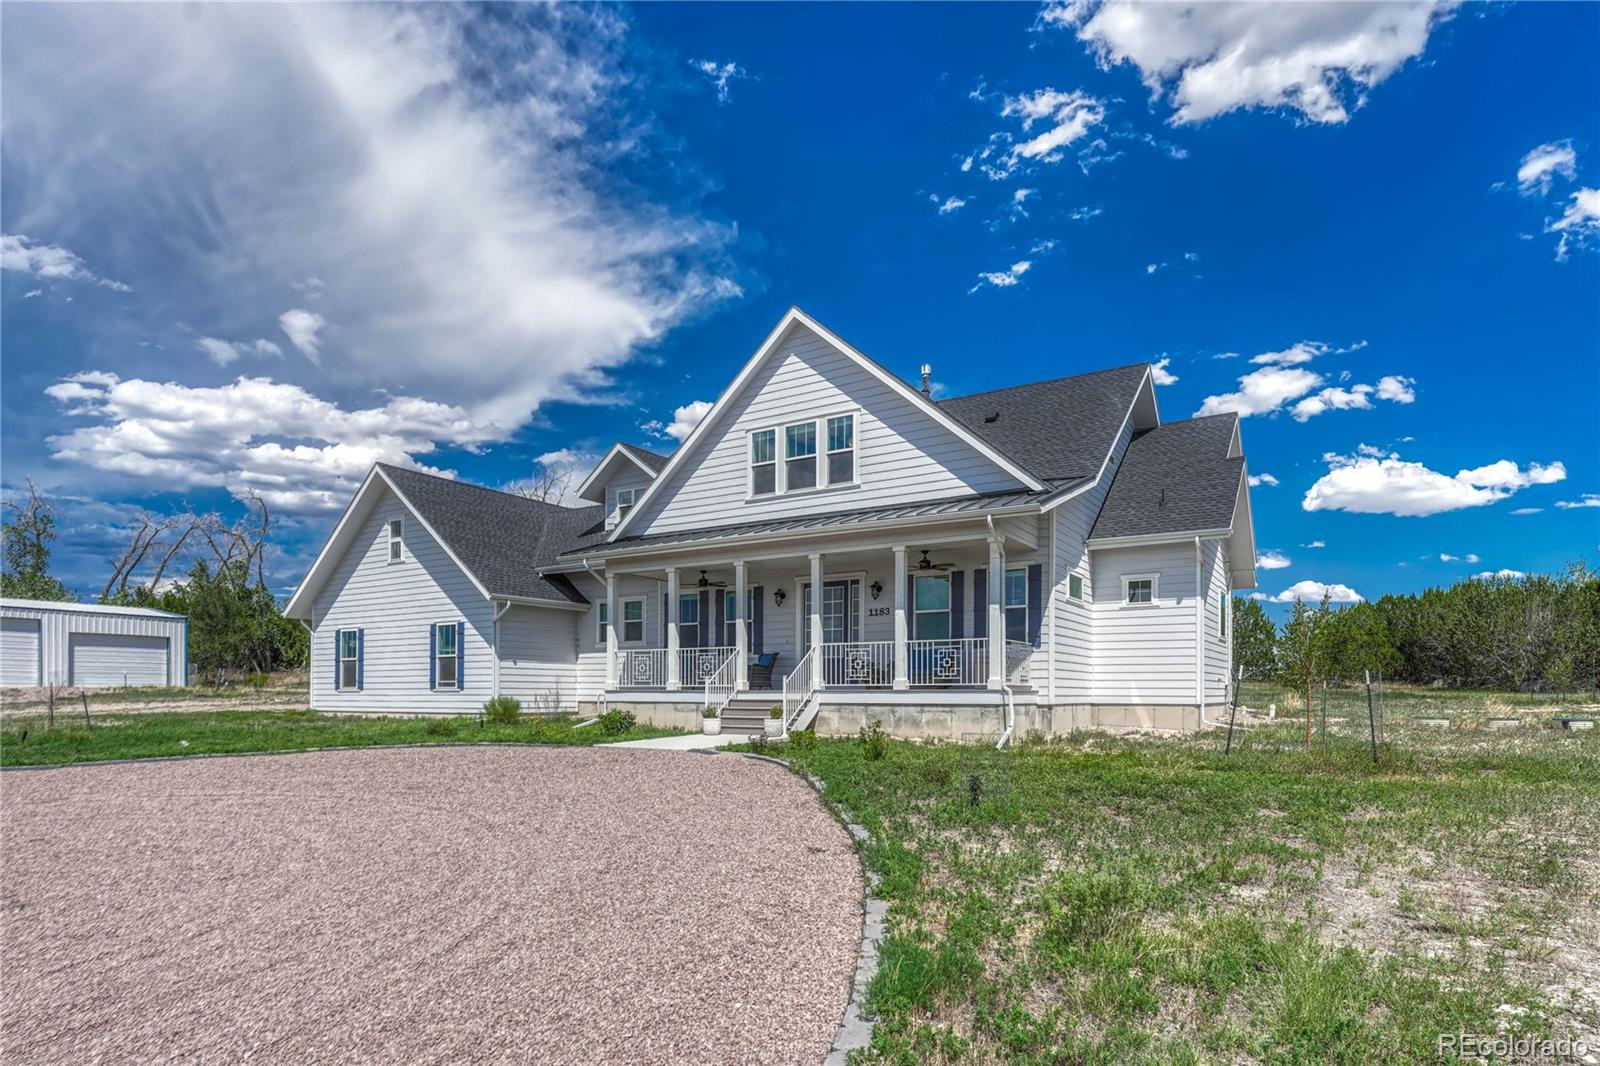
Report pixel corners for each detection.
[661,595,668,645]
[456,622,465,688]
[698,590,710,649]
[953,570,967,639]
[1027,564,1043,646]
[751,586,764,654]
[333,630,341,691]
[713,589,725,645]
[972,568,988,638]
[429,623,437,690]
[356,629,364,690]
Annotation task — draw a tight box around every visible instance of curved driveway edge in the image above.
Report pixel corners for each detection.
[2,746,862,1065]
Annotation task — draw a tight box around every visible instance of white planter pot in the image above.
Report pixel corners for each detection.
[764,718,784,737]
[702,717,722,735]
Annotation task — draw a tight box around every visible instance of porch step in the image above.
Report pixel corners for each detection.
[720,697,783,736]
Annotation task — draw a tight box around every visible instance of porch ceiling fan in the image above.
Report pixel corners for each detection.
[694,569,728,589]
[914,550,956,572]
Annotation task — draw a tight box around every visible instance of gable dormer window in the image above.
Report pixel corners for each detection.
[615,487,637,521]
[785,422,817,490]
[750,430,776,496]
[387,519,404,563]
[826,414,855,485]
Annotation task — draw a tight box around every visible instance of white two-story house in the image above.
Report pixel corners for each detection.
[285,307,1257,739]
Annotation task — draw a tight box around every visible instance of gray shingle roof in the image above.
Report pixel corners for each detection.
[556,482,1084,557]
[618,442,671,473]
[938,363,1150,481]
[1088,414,1244,541]
[379,464,601,604]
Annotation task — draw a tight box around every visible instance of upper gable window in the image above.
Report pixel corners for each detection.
[386,519,404,563]
[750,430,776,496]
[826,415,855,485]
[615,487,637,521]
[785,422,817,491]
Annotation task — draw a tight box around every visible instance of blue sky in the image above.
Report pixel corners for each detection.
[2,2,1597,609]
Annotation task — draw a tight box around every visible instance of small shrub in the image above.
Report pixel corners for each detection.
[859,720,889,761]
[246,672,270,691]
[424,718,459,737]
[918,758,953,788]
[769,705,784,719]
[788,729,818,752]
[598,707,636,735]
[747,733,769,753]
[483,696,522,724]
[702,706,720,719]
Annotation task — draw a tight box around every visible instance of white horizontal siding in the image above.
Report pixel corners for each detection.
[1203,539,1232,703]
[632,323,1024,536]
[1090,542,1199,705]
[0,602,187,687]
[604,468,655,532]
[497,605,579,712]
[1050,417,1133,702]
[310,486,493,714]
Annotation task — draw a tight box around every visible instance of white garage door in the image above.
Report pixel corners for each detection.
[69,634,170,687]
[1,618,42,687]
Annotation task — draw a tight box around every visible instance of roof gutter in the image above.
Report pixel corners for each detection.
[1087,527,1232,550]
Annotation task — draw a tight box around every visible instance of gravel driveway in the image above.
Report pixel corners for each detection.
[1,747,862,1065]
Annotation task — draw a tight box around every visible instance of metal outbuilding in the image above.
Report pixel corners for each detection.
[0,598,188,689]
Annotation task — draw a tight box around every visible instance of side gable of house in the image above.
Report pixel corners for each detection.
[621,314,1038,538]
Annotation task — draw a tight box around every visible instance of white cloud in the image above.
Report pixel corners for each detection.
[1149,357,1178,385]
[1473,569,1525,581]
[1041,1,1458,125]
[23,289,43,298]
[1548,187,1600,261]
[42,370,487,514]
[1302,449,1567,517]
[1466,553,1480,564]
[1145,262,1165,275]
[1438,552,1478,563]
[1248,472,1279,487]
[689,59,749,104]
[502,448,602,507]
[1258,550,1291,570]
[1197,340,1407,420]
[1183,251,1199,263]
[978,88,1106,179]
[969,259,1033,293]
[1302,540,1326,549]
[642,399,713,443]
[278,309,326,365]
[1068,205,1103,222]
[1510,507,1542,515]
[1,233,132,291]
[1030,238,1059,254]
[1267,579,1363,604]
[1013,187,1037,206]
[932,194,968,215]
[1517,139,1577,196]
[196,336,283,367]
[1556,493,1600,509]
[2,5,738,438]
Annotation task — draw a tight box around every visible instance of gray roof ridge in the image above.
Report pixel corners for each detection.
[935,361,1150,406]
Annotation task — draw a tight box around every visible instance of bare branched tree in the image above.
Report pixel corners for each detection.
[509,464,574,505]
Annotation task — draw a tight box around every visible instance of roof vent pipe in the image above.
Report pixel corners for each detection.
[920,363,932,398]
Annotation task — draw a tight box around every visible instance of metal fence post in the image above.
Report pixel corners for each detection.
[1365,669,1379,765]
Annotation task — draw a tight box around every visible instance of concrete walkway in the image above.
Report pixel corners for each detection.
[608,731,740,750]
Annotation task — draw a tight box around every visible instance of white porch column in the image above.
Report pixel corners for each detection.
[809,552,825,689]
[987,536,1006,690]
[735,561,749,691]
[892,546,909,690]
[665,566,681,691]
[605,571,618,688]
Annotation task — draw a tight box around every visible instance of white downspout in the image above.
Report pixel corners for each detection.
[990,515,1016,750]
[491,599,512,700]
[1195,537,1205,727]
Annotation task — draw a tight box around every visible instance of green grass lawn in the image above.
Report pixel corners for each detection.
[770,724,1600,1065]
[0,709,681,766]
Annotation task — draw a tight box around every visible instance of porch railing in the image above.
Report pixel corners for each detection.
[783,647,818,729]
[704,651,738,715]
[907,637,988,687]
[819,641,893,687]
[678,646,736,686]
[618,648,666,688]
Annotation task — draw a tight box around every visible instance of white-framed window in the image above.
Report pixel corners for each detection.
[1122,574,1158,606]
[387,518,404,563]
[434,623,458,689]
[750,429,776,496]
[615,487,638,522]
[1068,573,1084,600]
[723,590,738,647]
[912,573,951,640]
[597,601,608,645]
[826,414,855,485]
[620,597,645,644]
[339,629,359,689]
[1004,567,1027,643]
[678,592,700,648]
[785,421,817,491]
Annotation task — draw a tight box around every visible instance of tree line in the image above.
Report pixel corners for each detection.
[1232,561,1600,695]
[2,481,306,682]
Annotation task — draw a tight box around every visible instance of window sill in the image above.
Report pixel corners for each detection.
[746,481,860,503]
[1120,602,1159,609]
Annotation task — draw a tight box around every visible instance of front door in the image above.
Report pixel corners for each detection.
[801,580,855,653]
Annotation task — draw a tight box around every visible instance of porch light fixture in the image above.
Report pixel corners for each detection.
[870,580,883,600]
[774,588,786,606]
